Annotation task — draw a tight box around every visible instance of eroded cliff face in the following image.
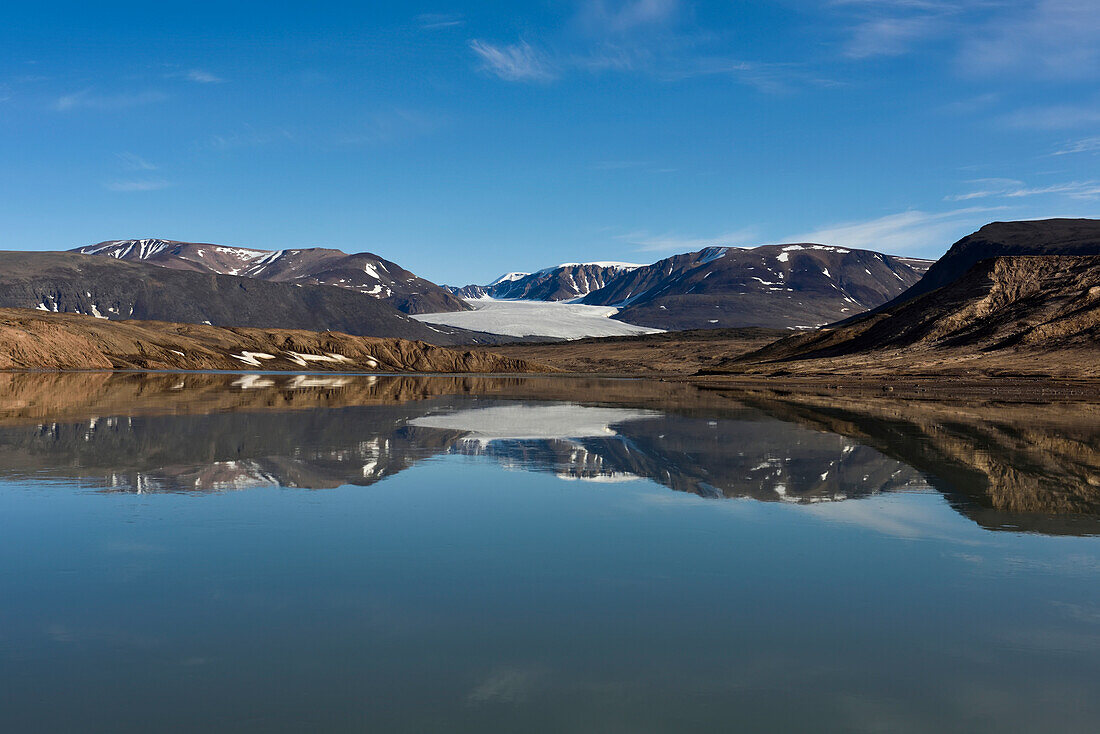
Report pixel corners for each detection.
[0,308,550,373]
[881,217,1100,306]
[721,255,1100,377]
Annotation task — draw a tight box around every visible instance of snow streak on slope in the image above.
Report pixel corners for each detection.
[412,298,663,339]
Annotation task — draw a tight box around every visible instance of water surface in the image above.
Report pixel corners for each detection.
[0,373,1097,732]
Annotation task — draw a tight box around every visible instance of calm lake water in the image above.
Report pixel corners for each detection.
[0,373,1097,733]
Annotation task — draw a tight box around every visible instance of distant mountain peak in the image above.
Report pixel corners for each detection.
[488,271,530,286]
[580,243,932,330]
[450,262,644,302]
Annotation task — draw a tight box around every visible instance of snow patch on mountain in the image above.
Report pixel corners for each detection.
[552,261,642,270]
[489,272,530,286]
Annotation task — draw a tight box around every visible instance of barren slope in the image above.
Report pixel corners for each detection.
[0,308,550,373]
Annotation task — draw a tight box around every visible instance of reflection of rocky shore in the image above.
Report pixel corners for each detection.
[715,388,1100,535]
[0,372,1097,535]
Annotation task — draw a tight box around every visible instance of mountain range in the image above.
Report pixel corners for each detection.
[446,247,932,330]
[62,237,935,335]
[75,239,467,314]
[2,219,1094,349]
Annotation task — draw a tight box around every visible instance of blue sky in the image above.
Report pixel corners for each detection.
[1,1,1098,284]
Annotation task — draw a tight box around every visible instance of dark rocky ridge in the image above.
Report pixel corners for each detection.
[866,218,1100,313]
[74,238,468,314]
[581,245,931,330]
[0,251,500,344]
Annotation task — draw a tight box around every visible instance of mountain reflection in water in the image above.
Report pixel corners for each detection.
[0,372,1097,536]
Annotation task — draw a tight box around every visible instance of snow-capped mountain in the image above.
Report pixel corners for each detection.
[447,262,641,301]
[580,245,933,330]
[74,239,467,314]
[490,272,530,286]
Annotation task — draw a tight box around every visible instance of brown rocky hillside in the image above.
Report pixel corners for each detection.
[0,308,551,373]
[717,255,1100,378]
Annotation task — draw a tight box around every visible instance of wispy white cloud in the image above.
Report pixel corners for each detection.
[54,89,168,111]
[474,40,829,92]
[333,108,444,146]
[116,152,157,171]
[834,0,969,58]
[843,14,946,58]
[947,178,1100,201]
[577,0,681,35]
[617,227,759,253]
[205,125,294,150]
[469,2,830,93]
[104,179,171,192]
[590,159,650,170]
[185,69,224,83]
[836,0,1100,80]
[418,13,465,30]
[944,178,1023,201]
[958,0,1100,79]
[469,40,557,81]
[654,57,841,93]
[786,207,1005,255]
[570,44,649,73]
[940,92,1000,115]
[1002,103,1100,130]
[1054,136,1100,155]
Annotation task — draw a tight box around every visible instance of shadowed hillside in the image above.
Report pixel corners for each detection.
[717,255,1100,378]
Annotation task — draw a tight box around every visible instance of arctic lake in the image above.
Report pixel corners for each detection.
[0,372,1097,733]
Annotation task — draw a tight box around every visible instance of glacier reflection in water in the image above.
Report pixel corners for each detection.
[0,372,1097,733]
